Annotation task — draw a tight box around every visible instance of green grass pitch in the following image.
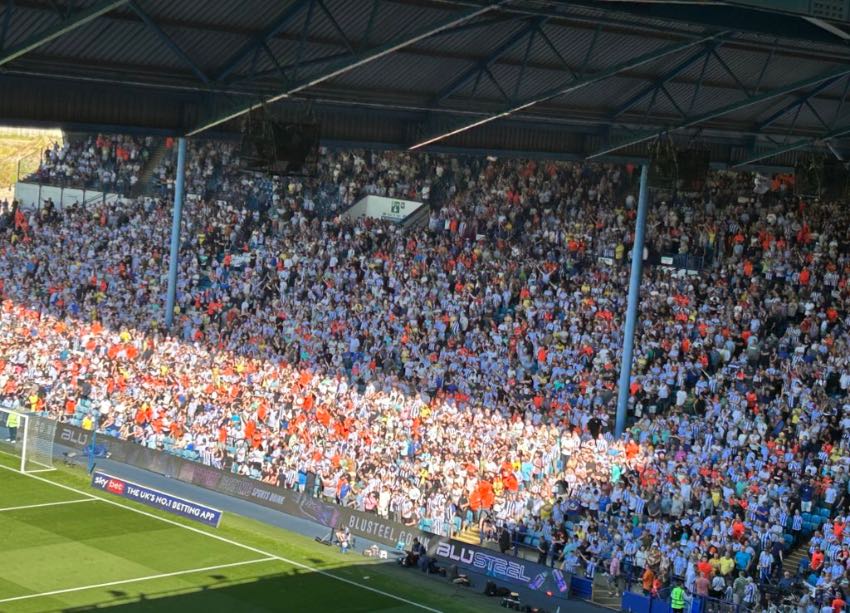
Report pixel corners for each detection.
[0,453,496,613]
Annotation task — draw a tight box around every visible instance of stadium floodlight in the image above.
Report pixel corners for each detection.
[0,408,56,473]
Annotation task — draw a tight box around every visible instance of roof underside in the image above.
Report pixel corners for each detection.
[4,0,850,168]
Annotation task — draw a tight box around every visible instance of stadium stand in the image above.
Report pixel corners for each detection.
[28,133,153,196]
[1,143,850,611]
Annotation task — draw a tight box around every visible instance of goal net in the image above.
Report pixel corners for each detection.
[0,408,56,473]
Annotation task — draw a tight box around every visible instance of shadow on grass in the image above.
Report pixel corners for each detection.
[55,562,505,613]
[52,560,612,613]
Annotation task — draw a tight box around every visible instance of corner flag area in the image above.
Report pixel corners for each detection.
[0,454,490,613]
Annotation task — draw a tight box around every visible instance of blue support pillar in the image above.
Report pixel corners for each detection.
[615,164,649,437]
[165,137,186,329]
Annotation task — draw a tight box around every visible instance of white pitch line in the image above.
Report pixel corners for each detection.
[0,557,276,604]
[0,498,95,512]
[0,465,444,613]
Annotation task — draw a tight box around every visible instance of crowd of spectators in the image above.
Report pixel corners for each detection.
[153,143,437,217]
[30,134,151,194]
[1,141,850,612]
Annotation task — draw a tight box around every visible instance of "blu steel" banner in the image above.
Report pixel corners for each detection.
[91,471,223,528]
[430,538,576,604]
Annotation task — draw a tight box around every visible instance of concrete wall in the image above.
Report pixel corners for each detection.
[14,181,123,210]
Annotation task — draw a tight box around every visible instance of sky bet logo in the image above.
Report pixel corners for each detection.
[106,479,126,495]
[435,543,532,582]
[92,474,124,494]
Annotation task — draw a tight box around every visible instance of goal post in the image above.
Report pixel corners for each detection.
[0,408,56,473]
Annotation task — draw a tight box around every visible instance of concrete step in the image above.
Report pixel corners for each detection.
[455,531,480,545]
[454,525,481,545]
[400,203,431,230]
[132,140,169,198]
[782,543,809,574]
[591,575,623,610]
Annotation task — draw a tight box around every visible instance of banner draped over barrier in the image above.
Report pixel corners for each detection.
[427,537,573,606]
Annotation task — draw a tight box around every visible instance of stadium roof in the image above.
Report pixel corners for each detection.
[4,0,850,167]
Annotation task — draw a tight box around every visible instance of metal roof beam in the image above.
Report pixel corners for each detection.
[128,0,209,85]
[561,0,850,47]
[832,77,850,129]
[212,0,311,83]
[409,30,728,150]
[226,51,354,86]
[432,16,545,106]
[535,22,575,80]
[0,0,126,66]
[609,39,725,120]
[734,123,850,166]
[189,1,504,135]
[1,0,14,52]
[291,0,316,83]
[315,0,354,54]
[805,100,830,131]
[753,76,841,132]
[587,64,850,159]
[435,13,519,37]
[710,47,751,97]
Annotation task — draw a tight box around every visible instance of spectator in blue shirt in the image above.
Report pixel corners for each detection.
[735,548,752,572]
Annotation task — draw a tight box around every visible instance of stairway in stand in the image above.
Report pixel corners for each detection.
[782,541,809,576]
[590,574,623,610]
[455,525,481,545]
[131,140,169,198]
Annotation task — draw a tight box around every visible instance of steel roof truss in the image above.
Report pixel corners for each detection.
[316,0,354,55]
[213,0,311,83]
[432,16,545,106]
[410,30,727,150]
[735,122,850,166]
[753,76,841,132]
[129,0,209,85]
[610,40,723,120]
[710,47,751,97]
[578,24,601,79]
[189,1,504,135]
[0,0,127,66]
[0,0,13,52]
[587,64,850,159]
[833,76,850,129]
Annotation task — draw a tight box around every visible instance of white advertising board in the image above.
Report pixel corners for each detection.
[341,195,424,224]
[14,182,121,211]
